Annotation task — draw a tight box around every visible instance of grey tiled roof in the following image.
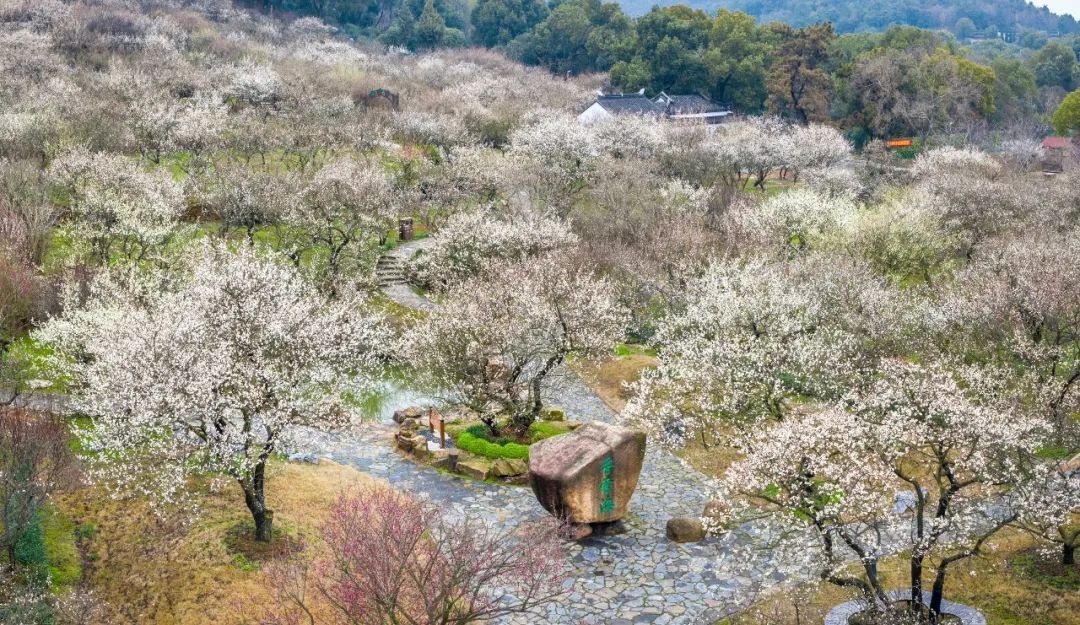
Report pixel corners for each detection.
[655,93,728,115]
[594,95,665,115]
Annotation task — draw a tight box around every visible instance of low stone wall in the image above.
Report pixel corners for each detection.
[824,590,986,625]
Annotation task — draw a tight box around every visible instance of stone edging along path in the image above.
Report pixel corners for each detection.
[824,591,987,625]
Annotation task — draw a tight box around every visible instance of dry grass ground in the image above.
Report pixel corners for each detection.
[55,459,376,625]
[723,530,1079,625]
[572,350,657,414]
[574,351,742,476]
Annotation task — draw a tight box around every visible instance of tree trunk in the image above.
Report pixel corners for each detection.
[241,461,274,543]
[910,556,925,611]
[928,565,948,622]
[1065,542,1076,566]
[516,353,564,433]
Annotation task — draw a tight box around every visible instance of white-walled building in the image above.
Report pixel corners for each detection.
[578,92,732,125]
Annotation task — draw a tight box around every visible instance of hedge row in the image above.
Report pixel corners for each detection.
[455,424,530,460]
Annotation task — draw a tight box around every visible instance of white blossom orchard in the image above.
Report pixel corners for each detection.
[37,244,386,542]
[48,147,188,266]
[405,207,578,289]
[292,157,398,294]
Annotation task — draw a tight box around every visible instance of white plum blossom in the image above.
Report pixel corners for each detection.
[1000,138,1044,172]
[226,59,283,106]
[406,252,627,433]
[510,112,597,186]
[48,147,188,266]
[290,158,398,293]
[406,207,577,289]
[591,115,665,160]
[717,359,1052,619]
[910,146,1023,255]
[787,123,853,173]
[130,90,227,163]
[737,187,858,253]
[624,254,911,447]
[944,231,1080,439]
[390,111,470,148]
[36,244,386,541]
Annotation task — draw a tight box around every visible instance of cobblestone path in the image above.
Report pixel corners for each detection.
[309,371,779,625]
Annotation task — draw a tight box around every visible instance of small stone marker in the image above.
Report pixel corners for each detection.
[527,421,646,526]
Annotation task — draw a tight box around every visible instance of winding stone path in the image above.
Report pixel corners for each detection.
[364,249,780,623]
[306,365,781,624]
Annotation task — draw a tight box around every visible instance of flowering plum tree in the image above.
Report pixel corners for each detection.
[48,148,187,267]
[910,147,1022,259]
[406,207,577,289]
[407,252,627,433]
[736,187,857,253]
[1013,464,1080,565]
[946,232,1080,440]
[509,112,596,212]
[291,158,397,295]
[624,255,912,448]
[196,163,301,243]
[719,360,1051,621]
[266,487,566,625]
[37,244,385,542]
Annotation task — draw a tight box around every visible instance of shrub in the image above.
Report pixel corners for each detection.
[456,424,530,460]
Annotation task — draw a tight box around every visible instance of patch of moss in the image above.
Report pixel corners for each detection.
[42,507,81,589]
[1011,551,1080,590]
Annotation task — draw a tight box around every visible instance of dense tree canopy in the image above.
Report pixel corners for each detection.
[617,0,1080,36]
[472,0,548,47]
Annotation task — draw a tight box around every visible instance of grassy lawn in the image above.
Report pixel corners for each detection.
[721,530,1080,625]
[54,459,377,625]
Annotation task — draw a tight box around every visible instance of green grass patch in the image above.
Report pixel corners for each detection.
[1036,445,1077,460]
[528,420,573,442]
[41,507,81,590]
[1011,551,1080,591]
[3,335,70,394]
[614,343,657,358]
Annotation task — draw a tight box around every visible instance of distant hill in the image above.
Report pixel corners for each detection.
[617,0,1080,35]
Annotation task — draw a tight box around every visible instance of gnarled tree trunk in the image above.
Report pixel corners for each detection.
[240,459,273,542]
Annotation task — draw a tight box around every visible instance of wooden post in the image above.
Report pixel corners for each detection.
[429,408,446,449]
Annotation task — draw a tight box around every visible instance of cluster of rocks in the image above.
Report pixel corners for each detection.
[665,499,728,543]
[393,405,436,459]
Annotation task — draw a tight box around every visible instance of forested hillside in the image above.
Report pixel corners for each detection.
[616,0,1080,35]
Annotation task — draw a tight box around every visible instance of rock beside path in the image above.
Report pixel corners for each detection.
[528,421,646,524]
[666,516,706,543]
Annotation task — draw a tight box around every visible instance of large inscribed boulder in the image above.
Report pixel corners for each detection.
[528,421,646,524]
